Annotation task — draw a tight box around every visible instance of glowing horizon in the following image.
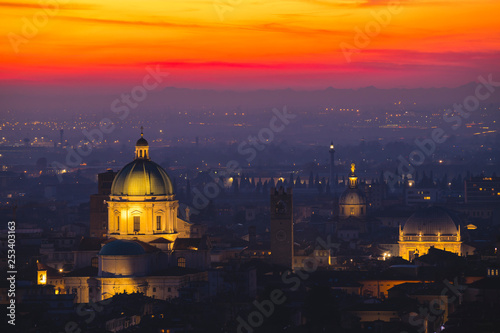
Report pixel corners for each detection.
[1,0,499,91]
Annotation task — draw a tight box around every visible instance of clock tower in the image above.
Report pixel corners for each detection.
[270,187,294,268]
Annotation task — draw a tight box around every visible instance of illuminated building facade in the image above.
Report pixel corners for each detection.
[398,206,462,261]
[39,131,209,303]
[465,176,500,204]
[107,131,191,244]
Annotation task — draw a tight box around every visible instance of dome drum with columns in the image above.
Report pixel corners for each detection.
[107,129,191,243]
[399,206,462,261]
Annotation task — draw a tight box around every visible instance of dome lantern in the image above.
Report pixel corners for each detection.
[349,163,358,189]
[135,126,149,160]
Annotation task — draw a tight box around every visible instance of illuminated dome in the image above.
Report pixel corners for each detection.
[111,159,173,196]
[110,130,174,197]
[339,188,367,205]
[99,240,145,256]
[402,206,459,236]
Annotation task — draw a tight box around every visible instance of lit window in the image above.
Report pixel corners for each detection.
[177,257,186,268]
[134,216,140,232]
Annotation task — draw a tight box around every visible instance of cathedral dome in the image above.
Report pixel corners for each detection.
[402,206,459,236]
[339,188,367,205]
[111,159,174,196]
[99,240,145,256]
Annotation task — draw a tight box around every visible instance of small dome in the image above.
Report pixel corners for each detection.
[136,137,148,147]
[339,188,367,205]
[111,159,174,196]
[403,206,459,236]
[99,240,145,256]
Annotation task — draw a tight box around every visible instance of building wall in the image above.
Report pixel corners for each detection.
[90,194,109,238]
[398,241,462,261]
[465,177,500,204]
[61,272,208,303]
[361,279,432,299]
[339,204,366,218]
[99,255,150,277]
[347,310,399,323]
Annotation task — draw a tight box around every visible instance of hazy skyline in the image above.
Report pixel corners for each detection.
[2,0,500,94]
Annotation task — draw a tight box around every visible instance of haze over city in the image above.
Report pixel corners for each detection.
[1,1,500,333]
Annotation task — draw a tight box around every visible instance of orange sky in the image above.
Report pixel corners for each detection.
[1,0,499,90]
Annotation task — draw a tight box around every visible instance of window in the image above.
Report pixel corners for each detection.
[116,216,120,230]
[153,287,156,292]
[168,287,171,292]
[156,216,161,230]
[350,207,354,215]
[361,207,364,214]
[134,216,140,232]
[177,257,186,268]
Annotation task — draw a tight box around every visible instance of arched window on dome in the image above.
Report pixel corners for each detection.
[177,257,186,268]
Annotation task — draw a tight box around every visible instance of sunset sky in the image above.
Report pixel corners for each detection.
[1,0,500,91]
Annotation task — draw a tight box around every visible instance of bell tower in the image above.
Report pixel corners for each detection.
[270,187,294,268]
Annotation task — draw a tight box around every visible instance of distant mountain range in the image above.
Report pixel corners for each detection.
[2,82,499,114]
